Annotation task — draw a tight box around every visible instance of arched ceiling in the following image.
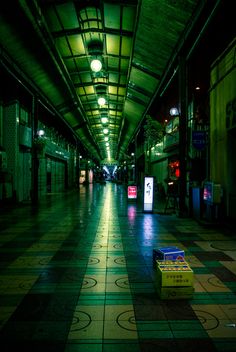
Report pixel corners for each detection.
[0,1,224,164]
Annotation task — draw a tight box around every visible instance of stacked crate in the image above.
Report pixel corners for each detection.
[153,246,194,299]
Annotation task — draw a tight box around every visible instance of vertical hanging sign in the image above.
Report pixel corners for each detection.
[143,176,154,212]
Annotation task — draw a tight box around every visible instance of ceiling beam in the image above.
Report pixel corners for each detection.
[52,26,133,39]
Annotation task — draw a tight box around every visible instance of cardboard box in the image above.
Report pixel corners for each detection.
[157,285,194,300]
[156,260,194,287]
[153,246,185,263]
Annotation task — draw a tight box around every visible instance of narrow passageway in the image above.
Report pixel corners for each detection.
[0,183,236,351]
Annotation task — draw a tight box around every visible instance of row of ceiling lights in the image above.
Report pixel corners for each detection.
[88,39,111,159]
[77,5,113,161]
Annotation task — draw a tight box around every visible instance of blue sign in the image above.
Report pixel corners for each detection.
[192,131,207,150]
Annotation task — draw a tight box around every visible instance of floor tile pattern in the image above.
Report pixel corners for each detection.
[0,183,236,351]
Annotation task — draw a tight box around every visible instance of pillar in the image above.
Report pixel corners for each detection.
[178,56,188,217]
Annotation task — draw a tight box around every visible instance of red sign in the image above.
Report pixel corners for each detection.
[128,185,137,199]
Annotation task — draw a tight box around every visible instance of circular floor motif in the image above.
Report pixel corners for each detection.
[194,309,219,330]
[92,244,103,249]
[19,279,34,290]
[116,310,137,331]
[210,241,236,251]
[82,276,97,288]
[70,310,92,331]
[113,243,122,249]
[115,277,130,289]
[114,257,126,265]
[208,276,227,288]
[38,257,51,265]
[112,234,121,238]
[88,257,100,265]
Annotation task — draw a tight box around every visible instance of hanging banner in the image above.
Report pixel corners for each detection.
[143,176,154,212]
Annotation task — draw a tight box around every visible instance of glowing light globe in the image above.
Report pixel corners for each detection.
[90,59,102,72]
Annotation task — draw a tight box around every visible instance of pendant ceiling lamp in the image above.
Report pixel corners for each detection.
[88,40,103,73]
[90,59,102,72]
[98,97,106,106]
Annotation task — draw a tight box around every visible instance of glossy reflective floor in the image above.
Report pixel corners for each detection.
[0,183,236,351]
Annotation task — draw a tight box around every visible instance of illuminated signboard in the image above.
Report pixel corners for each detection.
[143,176,154,212]
[128,185,137,200]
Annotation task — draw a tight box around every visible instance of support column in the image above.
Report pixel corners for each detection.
[85,159,89,185]
[134,135,138,185]
[31,96,39,204]
[178,56,188,217]
[75,141,80,188]
[3,101,19,201]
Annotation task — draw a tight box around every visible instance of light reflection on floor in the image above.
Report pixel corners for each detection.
[0,182,236,352]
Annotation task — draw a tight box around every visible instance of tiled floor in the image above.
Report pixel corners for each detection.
[0,183,236,351]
